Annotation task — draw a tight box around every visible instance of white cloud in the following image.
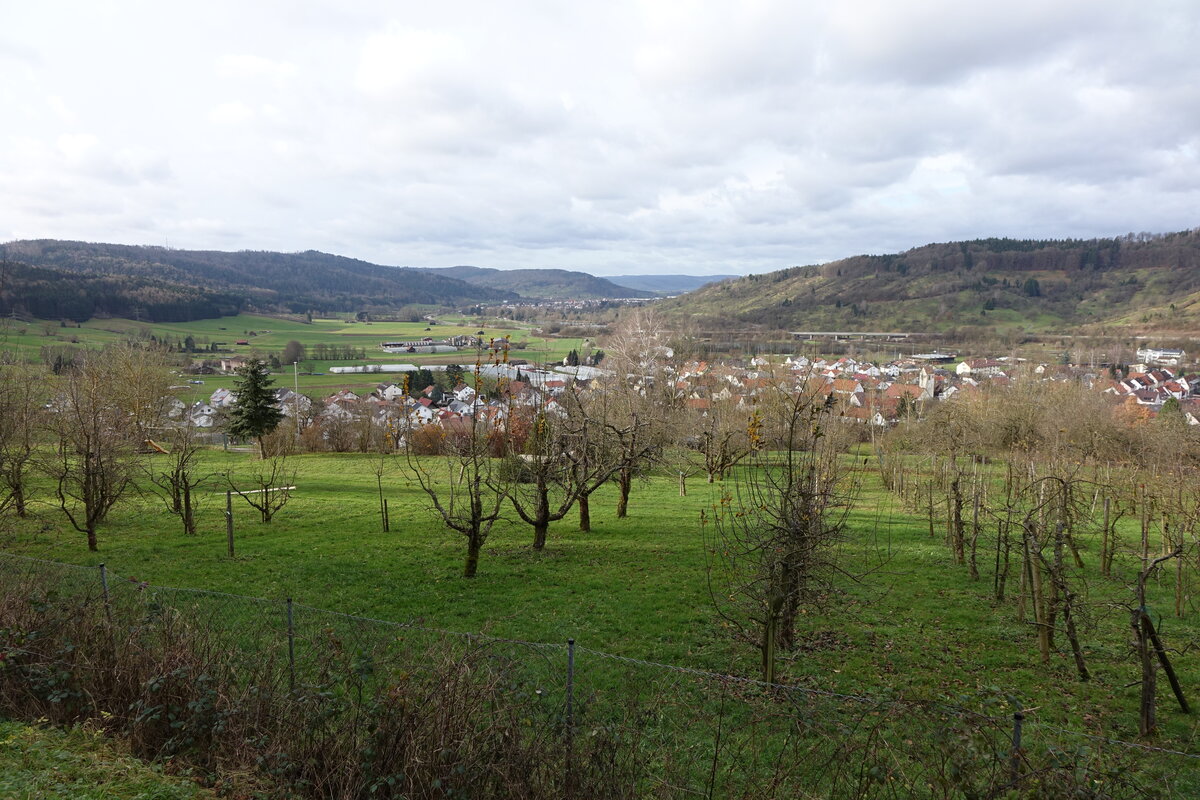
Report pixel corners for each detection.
[215,54,298,81]
[1,0,1198,276]
[208,102,255,125]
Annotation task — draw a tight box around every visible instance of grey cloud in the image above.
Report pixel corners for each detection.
[3,1,1199,277]
[819,1,1119,87]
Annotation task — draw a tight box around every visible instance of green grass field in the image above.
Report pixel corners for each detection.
[0,721,220,800]
[4,446,1200,771]
[0,313,586,402]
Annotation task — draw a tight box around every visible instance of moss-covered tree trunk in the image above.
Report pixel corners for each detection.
[616,468,632,518]
[578,489,592,532]
[465,530,483,578]
[532,478,550,550]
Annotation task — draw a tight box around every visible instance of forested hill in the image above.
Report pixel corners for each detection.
[0,260,245,323]
[660,230,1200,333]
[421,266,654,299]
[0,240,517,323]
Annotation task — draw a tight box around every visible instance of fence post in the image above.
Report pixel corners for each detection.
[286,598,296,692]
[226,491,235,558]
[1009,711,1024,787]
[565,638,576,795]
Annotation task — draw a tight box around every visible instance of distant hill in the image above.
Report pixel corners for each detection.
[0,241,516,323]
[606,273,741,295]
[659,230,1200,334]
[422,266,654,300]
[0,260,245,323]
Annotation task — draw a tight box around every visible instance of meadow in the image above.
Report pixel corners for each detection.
[0,313,587,401]
[0,721,218,800]
[4,444,1200,770]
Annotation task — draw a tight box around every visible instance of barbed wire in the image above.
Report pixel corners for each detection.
[1030,721,1200,760]
[3,549,1199,763]
[0,552,94,571]
[575,645,880,705]
[290,600,566,652]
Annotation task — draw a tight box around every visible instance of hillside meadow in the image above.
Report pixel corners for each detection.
[3,445,1200,769]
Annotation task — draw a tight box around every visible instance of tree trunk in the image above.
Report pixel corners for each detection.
[927,482,935,538]
[1062,594,1089,682]
[762,596,783,684]
[578,491,591,532]
[968,480,980,580]
[949,474,964,564]
[1177,552,1185,618]
[1023,529,1049,664]
[1101,497,1111,577]
[87,526,98,552]
[464,534,482,578]
[995,519,1010,603]
[181,483,195,535]
[779,559,801,652]
[1051,512,1087,681]
[616,469,632,518]
[532,484,550,550]
[1137,611,1157,737]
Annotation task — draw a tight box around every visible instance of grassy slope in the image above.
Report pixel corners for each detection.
[0,721,220,800]
[3,449,1200,764]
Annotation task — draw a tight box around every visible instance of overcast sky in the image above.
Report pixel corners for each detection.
[3,1,1198,276]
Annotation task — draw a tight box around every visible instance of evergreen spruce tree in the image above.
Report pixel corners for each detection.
[227,359,284,458]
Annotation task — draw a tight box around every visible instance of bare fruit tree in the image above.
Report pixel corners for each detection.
[0,361,45,517]
[504,400,589,551]
[598,307,677,515]
[144,419,213,535]
[691,395,758,484]
[42,348,154,550]
[405,359,511,578]
[706,379,858,683]
[226,456,296,523]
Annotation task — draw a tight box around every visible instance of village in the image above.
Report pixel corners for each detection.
[174,344,1198,445]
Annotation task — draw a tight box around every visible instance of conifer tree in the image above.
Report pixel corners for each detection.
[227,359,283,458]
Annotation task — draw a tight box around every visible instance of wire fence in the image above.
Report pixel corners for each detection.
[1,550,1197,798]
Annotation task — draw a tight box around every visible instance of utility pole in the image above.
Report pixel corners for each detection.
[293,361,300,442]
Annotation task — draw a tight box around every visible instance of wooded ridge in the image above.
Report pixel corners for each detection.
[0,240,518,322]
[661,230,1200,334]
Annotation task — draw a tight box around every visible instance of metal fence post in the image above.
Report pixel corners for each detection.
[1010,711,1024,787]
[286,598,296,692]
[566,638,576,794]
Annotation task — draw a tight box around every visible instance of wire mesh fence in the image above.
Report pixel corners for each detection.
[1,550,1197,798]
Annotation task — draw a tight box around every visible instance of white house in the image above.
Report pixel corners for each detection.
[1137,347,1186,367]
[209,387,237,408]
